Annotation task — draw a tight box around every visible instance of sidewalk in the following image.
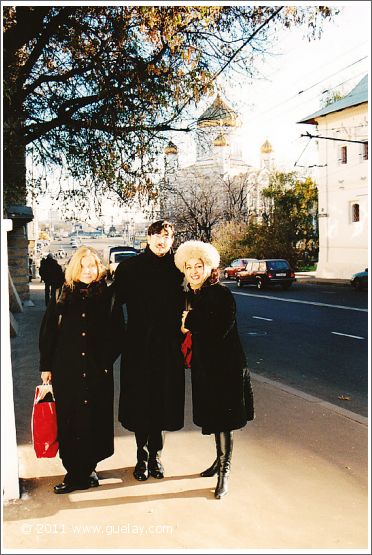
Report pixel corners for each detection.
[295,271,350,287]
[3,283,369,551]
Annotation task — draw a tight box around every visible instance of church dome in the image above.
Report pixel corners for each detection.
[213,133,229,147]
[164,141,178,155]
[260,139,273,154]
[197,94,239,128]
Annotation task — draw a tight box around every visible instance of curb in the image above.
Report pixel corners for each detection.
[251,372,367,426]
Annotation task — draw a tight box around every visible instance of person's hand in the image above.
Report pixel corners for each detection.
[181,310,189,334]
[41,371,52,384]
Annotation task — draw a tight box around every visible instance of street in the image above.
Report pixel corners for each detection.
[226,280,368,417]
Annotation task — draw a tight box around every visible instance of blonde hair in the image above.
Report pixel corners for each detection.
[175,241,220,274]
[64,246,106,287]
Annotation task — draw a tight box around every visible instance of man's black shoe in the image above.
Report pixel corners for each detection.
[133,463,149,481]
[148,459,164,479]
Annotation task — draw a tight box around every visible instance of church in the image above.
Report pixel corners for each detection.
[160,94,275,236]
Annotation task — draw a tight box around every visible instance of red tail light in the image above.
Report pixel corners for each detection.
[267,273,273,278]
[290,271,295,278]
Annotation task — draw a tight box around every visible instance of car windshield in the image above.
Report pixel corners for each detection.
[114,252,137,263]
[267,261,289,270]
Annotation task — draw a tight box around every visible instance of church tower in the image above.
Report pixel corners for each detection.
[195,93,243,164]
[260,139,273,169]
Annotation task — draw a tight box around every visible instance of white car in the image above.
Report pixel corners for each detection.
[109,249,138,279]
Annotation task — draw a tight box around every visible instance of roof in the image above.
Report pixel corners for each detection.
[297,75,368,125]
[197,94,239,128]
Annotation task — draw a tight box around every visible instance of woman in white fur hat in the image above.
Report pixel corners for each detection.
[175,240,254,499]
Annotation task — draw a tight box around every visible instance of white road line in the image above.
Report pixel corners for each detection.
[252,316,273,321]
[332,332,365,340]
[233,291,368,312]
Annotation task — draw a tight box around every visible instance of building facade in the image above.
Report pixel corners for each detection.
[299,75,368,279]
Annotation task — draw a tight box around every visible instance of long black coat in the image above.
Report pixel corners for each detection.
[114,248,185,432]
[184,281,254,435]
[39,280,124,464]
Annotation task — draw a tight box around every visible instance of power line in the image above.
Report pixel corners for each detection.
[301,131,367,144]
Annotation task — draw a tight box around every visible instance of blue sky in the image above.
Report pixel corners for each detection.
[177,1,370,171]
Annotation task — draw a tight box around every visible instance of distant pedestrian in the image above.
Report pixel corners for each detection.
[39,253,64,306]
[175,240,255,499]
[39,246,125,494]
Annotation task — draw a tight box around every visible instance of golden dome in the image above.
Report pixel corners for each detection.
[197,94,239,128]
[261,139,273,154]
[164,141,178,155]
[213,133,229,147]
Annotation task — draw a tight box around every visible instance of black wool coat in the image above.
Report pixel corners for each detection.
[184,281,255,435]
[114,247,185,432]
[39,280,124,464]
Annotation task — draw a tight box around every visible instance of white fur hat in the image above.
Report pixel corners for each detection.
[174,240,220,273]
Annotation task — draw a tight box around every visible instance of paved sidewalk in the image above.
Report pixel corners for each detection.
[3,283,369,551]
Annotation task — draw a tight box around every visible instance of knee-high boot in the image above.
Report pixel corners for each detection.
[214,431,233,499]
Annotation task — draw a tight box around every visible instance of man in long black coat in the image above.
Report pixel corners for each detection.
[114,220,185,480]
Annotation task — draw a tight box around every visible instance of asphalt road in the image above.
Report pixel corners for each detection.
[225,279,368,417]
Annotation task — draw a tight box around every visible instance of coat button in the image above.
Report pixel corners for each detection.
[84,400,88,405]
[82,373,87,378]
[81,313,86,318]
[104,369,108,373]
[81,352,86,356]
[81,332,86,336]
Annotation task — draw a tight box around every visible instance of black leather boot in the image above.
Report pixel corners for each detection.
[148,430,165,479]
[200,458,219,477]
[214,431,233,499]
[133,431,149,481]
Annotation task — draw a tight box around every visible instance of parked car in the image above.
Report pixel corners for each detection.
[223,258,257,280]
[350,268,368,290]
[103,246,138,279]
[236,259,295,290]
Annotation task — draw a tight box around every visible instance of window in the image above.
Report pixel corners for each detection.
[340,145,347,164]
[362,142,368,160]
[351,203,360,223]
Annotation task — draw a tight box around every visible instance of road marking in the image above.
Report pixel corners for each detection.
[252,316,273,321]
[332,332,365,340]
[233,291,368,312]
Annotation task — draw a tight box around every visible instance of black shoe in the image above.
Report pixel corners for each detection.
[200,458,219,477]
[53,481,91,494]
[133,463,149,481]
[89,471,99,488]
[148,459,164,479]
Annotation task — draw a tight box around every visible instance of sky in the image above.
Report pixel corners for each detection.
[176,1,370,171]
[25,1,371,223]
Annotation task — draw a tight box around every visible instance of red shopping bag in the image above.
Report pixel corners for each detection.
[181,331,192,368]
[31,385,59,458]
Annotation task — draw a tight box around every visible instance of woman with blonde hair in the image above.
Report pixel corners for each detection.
[175,240,254,499]
[39,246,124,494]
